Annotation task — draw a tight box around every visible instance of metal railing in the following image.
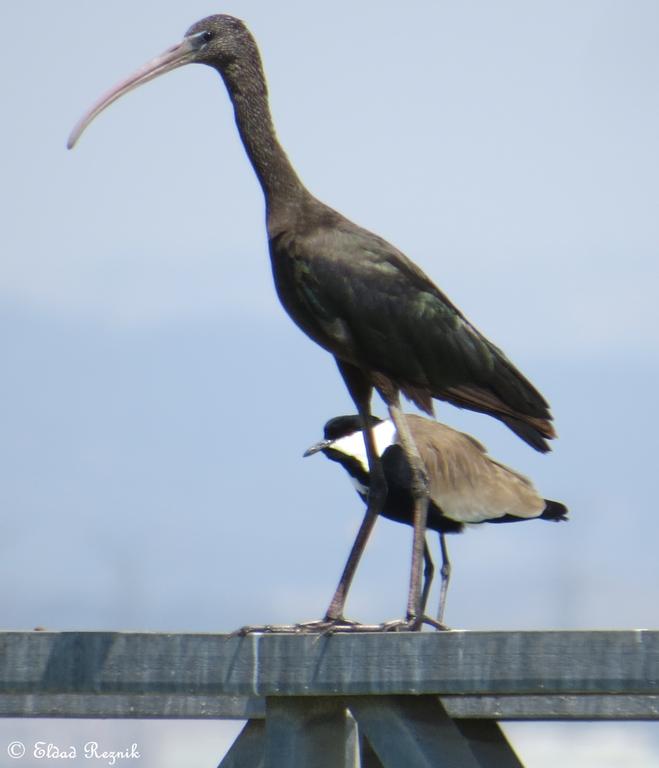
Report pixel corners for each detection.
[1,630,657,766]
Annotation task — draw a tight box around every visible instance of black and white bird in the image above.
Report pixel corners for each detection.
[305,414,567,624]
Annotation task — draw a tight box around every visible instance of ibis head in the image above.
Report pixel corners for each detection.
[67,16,257,149]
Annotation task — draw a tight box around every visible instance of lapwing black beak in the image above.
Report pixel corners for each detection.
[303,439,332,458]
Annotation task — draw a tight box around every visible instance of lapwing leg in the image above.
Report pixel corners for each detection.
[321,361,388,625]
[420,539,434,618]
[437,532,452,625]
[382,392,430,629]
[232,542,442,634]
[376,540,446,632]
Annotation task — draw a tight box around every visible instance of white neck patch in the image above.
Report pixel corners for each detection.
[329,419,397,471]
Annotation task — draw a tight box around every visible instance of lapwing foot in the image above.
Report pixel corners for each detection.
[228,617,365,636]
[296,619,344,632]
[228,622,301,637]
[228,614,449,637]
[294,616,370,634]
[378,615,450,632]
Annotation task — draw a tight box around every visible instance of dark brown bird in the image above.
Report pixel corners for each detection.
[306,414,567,624]
[68,15,555,630]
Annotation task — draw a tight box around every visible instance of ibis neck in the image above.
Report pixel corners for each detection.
[219,62,306,214]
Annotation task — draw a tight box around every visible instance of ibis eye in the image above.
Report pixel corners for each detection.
[202,30,213,42]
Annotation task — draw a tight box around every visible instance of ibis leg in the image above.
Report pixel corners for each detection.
[437,532,452,625]
[384,395,430,628]
[323,361,387,622]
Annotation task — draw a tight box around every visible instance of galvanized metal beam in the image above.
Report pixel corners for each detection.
[443,693,659,720]
[454,720,524,768]
[1,693,657,720]
[0,693,262,719]
[264,697,357,768]
[215,702,523,768]
[1,630,656,695]
[349,696,481,768]
[359,732,385,768]
[0,631,658,721]
[4,630,659,768]
[218,720,264,768]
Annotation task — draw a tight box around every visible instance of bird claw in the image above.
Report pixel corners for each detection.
[227,622,301,637]
[228,614,449,638]
[296,616,382,634]
[292,619,347,634]
[379,615,450,632]
[228,617,388,636]
[227,617,364,637]
[292,617,393,635]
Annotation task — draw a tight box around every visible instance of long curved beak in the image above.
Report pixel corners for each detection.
[67,34,203,149]
[303,439,332,458]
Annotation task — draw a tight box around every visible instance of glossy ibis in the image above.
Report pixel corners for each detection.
[68,15,556,630]
[305,414,567,624]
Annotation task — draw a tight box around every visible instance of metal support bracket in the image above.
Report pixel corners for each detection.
[218,696,524,767]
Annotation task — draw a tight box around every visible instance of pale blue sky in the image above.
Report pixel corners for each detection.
[1,1,658,765]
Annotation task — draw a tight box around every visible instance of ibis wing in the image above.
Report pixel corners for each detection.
[280,224,492,388]
[287,223,543,393]
[270,215,553,449]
